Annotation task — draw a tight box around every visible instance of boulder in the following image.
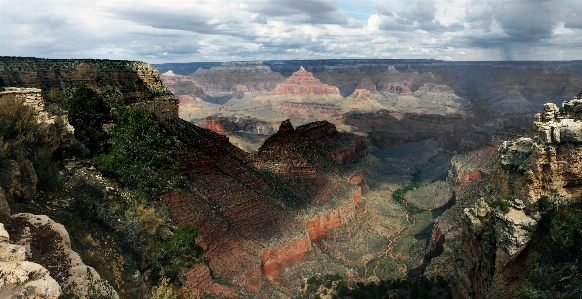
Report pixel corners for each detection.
[7,214,119,299]
[0,222,61,298]
[0,261,61,299]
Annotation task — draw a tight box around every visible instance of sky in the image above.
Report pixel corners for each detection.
[1,0,581,63]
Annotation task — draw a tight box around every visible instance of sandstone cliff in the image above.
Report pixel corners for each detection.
[160,118,370,297]
[452,96,582,298]
[0,57,177,119]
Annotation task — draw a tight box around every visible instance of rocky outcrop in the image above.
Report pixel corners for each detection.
[452,198,536,299]
[272,67,340,95]
[0,57,177,119]
[380,83,412,95]
[160,118,369,296]
[0,88,73,202]
[0,222,61,298]
[5,214,118,298]
[494,101,582,202]
[453,97,582,298]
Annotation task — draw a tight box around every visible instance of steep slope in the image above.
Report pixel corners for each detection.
[452,97,582,298]
[160,118,369,297]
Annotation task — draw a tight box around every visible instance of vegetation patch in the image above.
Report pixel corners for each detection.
[519,203,582,298]
[299,273,451,299]
[404,180,452,210]
[145,224,205,283]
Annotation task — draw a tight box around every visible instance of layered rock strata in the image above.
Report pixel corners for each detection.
[189,61,285,96]
[0,57,177,119]
[453,97,582,298]
[161,118,368,297]
[272,67,340,95]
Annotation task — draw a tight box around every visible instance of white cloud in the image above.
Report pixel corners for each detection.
[0,0,581,62]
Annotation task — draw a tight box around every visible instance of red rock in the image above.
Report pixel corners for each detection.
[261,237,312,285]
[201,117,228,133]
[272,67,340,95]
[379,83,412,95]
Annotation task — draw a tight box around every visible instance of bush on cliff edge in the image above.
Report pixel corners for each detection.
[91,106,183,196]
[519,202,582,298]
[68,86,110,157]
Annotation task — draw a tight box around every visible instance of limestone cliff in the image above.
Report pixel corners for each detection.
[0,57,177,119]
[452,96,582,298]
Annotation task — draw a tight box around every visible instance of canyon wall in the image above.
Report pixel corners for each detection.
[161,118,370,297]
[0,57,177,119]
[452,96,582,298]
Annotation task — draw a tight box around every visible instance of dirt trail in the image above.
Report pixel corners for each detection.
[363,190,416,277]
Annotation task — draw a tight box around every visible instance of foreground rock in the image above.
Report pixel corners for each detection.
[0,223,61,298]
[5,214,118,299]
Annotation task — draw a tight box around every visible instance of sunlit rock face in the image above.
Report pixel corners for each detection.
[272,67,341,95]
[5,214,118,299]
[0,222,61,299]
[453,96,582,299]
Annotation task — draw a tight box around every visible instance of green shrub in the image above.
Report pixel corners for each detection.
[92,106,184,196]
[491,198,511,213]
[146,224,205,283]
[0,96,43,159]
[519,209,582,298]
[68,86,110,156]
[537,195,552,211]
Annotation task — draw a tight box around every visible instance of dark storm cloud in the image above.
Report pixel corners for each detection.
[376,0,463,33]
[399,0,437,25]
[112,7,226,35]
[564,4,582,29]
[462,0,563,59]
[247,0,359,26]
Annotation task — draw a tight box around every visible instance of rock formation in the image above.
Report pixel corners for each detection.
[5,214,119,298]
[0,57,177,119]
[272,66,340,95]
[0,88,73,202]
[160,118,369,297]
[452,97,582,298]
[0,223,61,298]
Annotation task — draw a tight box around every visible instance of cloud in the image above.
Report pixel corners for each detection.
[1,0,582,62]
[460,0,564,59]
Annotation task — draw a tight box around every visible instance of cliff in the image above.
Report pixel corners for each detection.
[189,61,285,97]
[452,95,582,298]
[160,118,369,296]
[0,57,177,119]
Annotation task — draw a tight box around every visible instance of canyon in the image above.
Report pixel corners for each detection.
[2,57,582,298]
